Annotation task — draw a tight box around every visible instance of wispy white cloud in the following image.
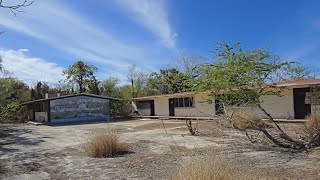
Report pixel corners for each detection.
[0,1,170,81]
[117,0,177,49]
[0,49,64,83]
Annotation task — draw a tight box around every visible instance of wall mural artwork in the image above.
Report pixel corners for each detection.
[50,96,110,123]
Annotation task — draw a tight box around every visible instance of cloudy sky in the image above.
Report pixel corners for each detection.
[0,0,320,85]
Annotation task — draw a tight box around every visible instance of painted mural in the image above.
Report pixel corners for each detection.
[50,96,110,123]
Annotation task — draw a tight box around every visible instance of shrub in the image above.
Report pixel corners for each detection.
[84,131,129,158]
[232,109,271,129]
[305,112,320,138]
[171,157,257,180]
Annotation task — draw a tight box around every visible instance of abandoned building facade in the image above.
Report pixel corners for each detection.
[134,79,320,119]
[23,93,120,124]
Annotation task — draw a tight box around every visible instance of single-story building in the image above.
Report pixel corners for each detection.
[134,79,320,119]
[22,93,121,124]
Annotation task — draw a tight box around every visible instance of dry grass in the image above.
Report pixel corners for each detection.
[0,159,6,173]
[232,109,272,130]
[305,112,320,137]
[84,130,129,158]
[171,157,259,180]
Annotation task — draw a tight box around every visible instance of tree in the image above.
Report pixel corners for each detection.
[149,68,191,94]
[279,63,312,81]
[62,61,97,93]
[0,57,3,73]
[0,77,30,122]
[87,76,100,95]
[127,65,149,97]
[172,51,207,79]
[100,77,121,97]
[195,42,319,150]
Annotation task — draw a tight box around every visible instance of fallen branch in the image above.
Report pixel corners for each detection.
[186,119,196,135]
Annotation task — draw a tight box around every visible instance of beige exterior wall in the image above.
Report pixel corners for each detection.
[154,97,169,116]
[152,93,215,117]
[174,93,215,117]
[139,85,318,119]
[259,88,295,119]
[225,88,296,119]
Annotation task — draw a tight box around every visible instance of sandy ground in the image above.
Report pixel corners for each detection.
[0,119,320,179]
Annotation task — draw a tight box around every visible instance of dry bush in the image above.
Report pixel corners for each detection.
[171,157,258,180]
[0,159,6,173]
[84,131,129,158]
[305,112,320,138]
[169,144,189,154]
[232,109,272,130]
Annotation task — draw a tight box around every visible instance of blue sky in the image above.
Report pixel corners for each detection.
[0,0,320,85]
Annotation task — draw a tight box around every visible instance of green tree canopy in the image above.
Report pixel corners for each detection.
[149,68,192,94]
[62,61,97,93]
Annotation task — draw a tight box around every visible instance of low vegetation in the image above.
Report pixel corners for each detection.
[232,108,272,130]
[84,131,129,158]
[305,112,320,138]
[0,160,6,173]
[171,157,258,180]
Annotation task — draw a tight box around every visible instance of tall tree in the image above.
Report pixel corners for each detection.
[87,76,100,95]
[62,61,97,93]
[172,51,207,79]
[127,65,148,97]
[149,68,191,94]
[100,77,121,97]
[194,42,318,149]
[0,77,30,122]
[279,63,312,81]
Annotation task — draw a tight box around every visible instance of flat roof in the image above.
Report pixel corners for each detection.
[133,91,197,100]
[22,93,121,105]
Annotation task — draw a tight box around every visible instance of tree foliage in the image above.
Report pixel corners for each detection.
[0,77,30,122]
[149,68,192,94]
[62,61,97,93]
[194,42,320,150]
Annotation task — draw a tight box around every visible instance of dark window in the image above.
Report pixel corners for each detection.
[179,98,184,107]
[174,97,193,108]
[137,101,150,109]
[174,98,179,107]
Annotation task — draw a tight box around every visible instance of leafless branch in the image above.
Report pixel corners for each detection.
[0,0,34,16]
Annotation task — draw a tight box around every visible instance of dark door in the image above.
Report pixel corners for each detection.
[215,99,224,115]
[169,98,175,116]
[293,88,311,119]
[150,100,155,116]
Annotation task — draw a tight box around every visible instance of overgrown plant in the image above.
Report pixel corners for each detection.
[84,131,129,158]
[171,157,258,180]
[193,42,319,150]
[0,77,30,122]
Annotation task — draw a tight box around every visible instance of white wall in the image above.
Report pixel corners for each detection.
[226,88,295,119]
[139,88,298,119]
[35,112,48,122]
[151,93,215,117]
[174,93,215,117]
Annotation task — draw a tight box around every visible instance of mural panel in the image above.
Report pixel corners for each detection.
[50,96,110,123]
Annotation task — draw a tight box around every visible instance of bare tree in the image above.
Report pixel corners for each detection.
[0,0,34,16]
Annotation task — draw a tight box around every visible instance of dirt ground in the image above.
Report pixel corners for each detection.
[0,119,320,180]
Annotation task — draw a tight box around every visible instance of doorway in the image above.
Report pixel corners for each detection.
[293,88,311,119]
[169,98,175,116]
[150,100,155,116]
